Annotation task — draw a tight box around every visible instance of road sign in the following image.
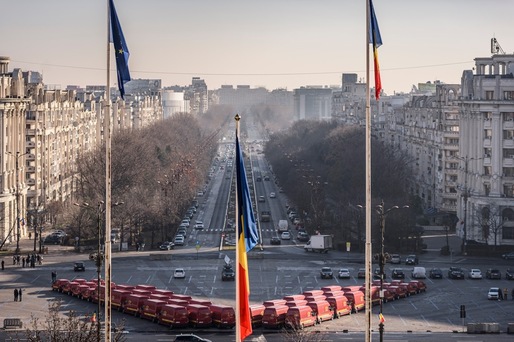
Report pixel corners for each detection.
[346,242,351,252]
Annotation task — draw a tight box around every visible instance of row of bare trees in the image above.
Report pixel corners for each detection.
[265,120,421,253]
[63,113,219,249]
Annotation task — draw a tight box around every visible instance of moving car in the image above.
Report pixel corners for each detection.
[390,254,401,264]
[269,192,276,198]
[194,221,204,230]
[280,232,291,240]
[448,267,464,279]
[506,268,514,280]
[391,268,405,279]
[502,252,514,260]
[429,268,443,279]
[221,265,235,281]
[159,241,175,250]
[405,255,419,265]
[73,262,85,272]
[174,235,185,246]
[258,196,265,202]
[488,287,500,300]
[270,237,281,245]
[320,267,334,279]
[357,268,366,279]
[485,268,501,279]
[297,231,310,242]
[338,268,351,279]
[468,269,483,279]
[173,268,186,279]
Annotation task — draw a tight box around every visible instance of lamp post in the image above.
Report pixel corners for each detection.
[376,200,409,342]
[8,151,28,254]
[74,200,123,342]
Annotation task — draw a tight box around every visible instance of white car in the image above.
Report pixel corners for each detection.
[280,231,291,240]
[174,235,185,246]
[194,221,204,230]
[173,268,186,279]
[468,268,483,279]
[488,287,500,300]
[269,192,276,198]
[338,268,351,279]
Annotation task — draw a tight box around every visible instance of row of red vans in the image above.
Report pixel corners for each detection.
[249,282,427,330]
[52,279,235,329]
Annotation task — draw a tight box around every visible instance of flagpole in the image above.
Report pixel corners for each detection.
[235,114,241,342]
[365,0,373,341]
[105,0,113,340]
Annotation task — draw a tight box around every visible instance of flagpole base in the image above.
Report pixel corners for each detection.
[379,322,384,342]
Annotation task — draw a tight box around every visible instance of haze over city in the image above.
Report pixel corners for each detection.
[2,0,513,93]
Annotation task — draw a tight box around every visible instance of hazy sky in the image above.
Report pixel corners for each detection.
[2,0,513,94]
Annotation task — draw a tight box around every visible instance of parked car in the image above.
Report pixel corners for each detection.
[44,234,62,245]
[485,268,501,279]
[280,232,291,240]
[391,268,405,279]
[448,267,464,279]
[506,268,514,280]
[338,268,351,279]
[411,266,426,279]
[488,287,500,300]
[173,268,186,279]
[320,267,334,279]
[390,254,401,264]
[429,268,443,279]
[297,231,310,242]
[468,269,483,279]
[174,235,185,246]
[221,265,235,281]
[357,268,366,279]
[159,241,175,250]
[502,252,514,260]
[73,262,85,272]
[405,255,419,265]
[270,237,281,245]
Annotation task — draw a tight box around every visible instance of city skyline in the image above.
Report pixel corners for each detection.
[1,0,513,93]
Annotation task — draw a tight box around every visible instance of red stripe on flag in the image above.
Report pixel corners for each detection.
[238,229,252,340]
[373,47,381,99]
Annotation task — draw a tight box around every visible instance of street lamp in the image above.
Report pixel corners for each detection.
[375,200,409,342]
[73,200,123,342]
[8,151,28,254]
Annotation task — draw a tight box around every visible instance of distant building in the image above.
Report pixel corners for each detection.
[162,90,189,118]
[217,85,269,114]
[294,86,333,121]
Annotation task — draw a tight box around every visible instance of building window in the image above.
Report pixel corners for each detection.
[484,148,492,158]
[504,167,514,177]
[502,227,514,240]
[485,129,492,139]
[484,166,492,175]
[484,112,492,120]
[484,183,491,196]
[486,91,494,100]
[503,149,514,158]
[503,130,514,139]
[504,92,514,100]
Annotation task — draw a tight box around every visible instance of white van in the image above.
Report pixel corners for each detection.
[411,266,426,279]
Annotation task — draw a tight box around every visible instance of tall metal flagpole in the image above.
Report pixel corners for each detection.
[364,0,373,341]
[105,0,113,340]
[235,115,241,342]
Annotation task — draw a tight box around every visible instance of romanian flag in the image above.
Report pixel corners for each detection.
[369,0,383,99]
[379,312,385,323]
[235,117,259,341]
[109,0,131,99]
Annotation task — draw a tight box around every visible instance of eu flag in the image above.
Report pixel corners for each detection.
[109,0,131,99]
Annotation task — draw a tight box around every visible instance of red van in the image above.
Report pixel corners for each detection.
[326,295,352,318]
[285,300,308,307]
[342,286,361,293]
[140,298,167,321]
[81,286,97,301]
[262,305,289,329]
[52,279,69,292]
[359,286,381,306]
[249,304,265,328]
[158,304,189,328]
[385,285,407,299]
[72,284,90,298]
[135,284,156,292]
[283,294,305,301]
[62,281,79,295]
[187,304,212,328]
[167,299,189,307]
[285,306,316,329]
[322,285,342,293]
[344,291,365,313]
[303,290,324,297]
[152,289,174,297]
[123,293,150,316]
[305,295,326,302]
[112,289,132,311]
[306,300,333,323]
[400,282,417,296]
[131,289,152,297]
[409,280,427,293]
[189,299,212,306]
[170,294,192,302]
[210,304,235,329]
[323,290,345,298]
[150,294,171,302]
[115,284,134,291]
[263,299,287,307]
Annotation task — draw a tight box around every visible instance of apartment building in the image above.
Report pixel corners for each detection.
[0,57,163,244]
[459,53,514,246]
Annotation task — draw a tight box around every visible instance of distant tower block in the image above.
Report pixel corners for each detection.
[0,56,10,74]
